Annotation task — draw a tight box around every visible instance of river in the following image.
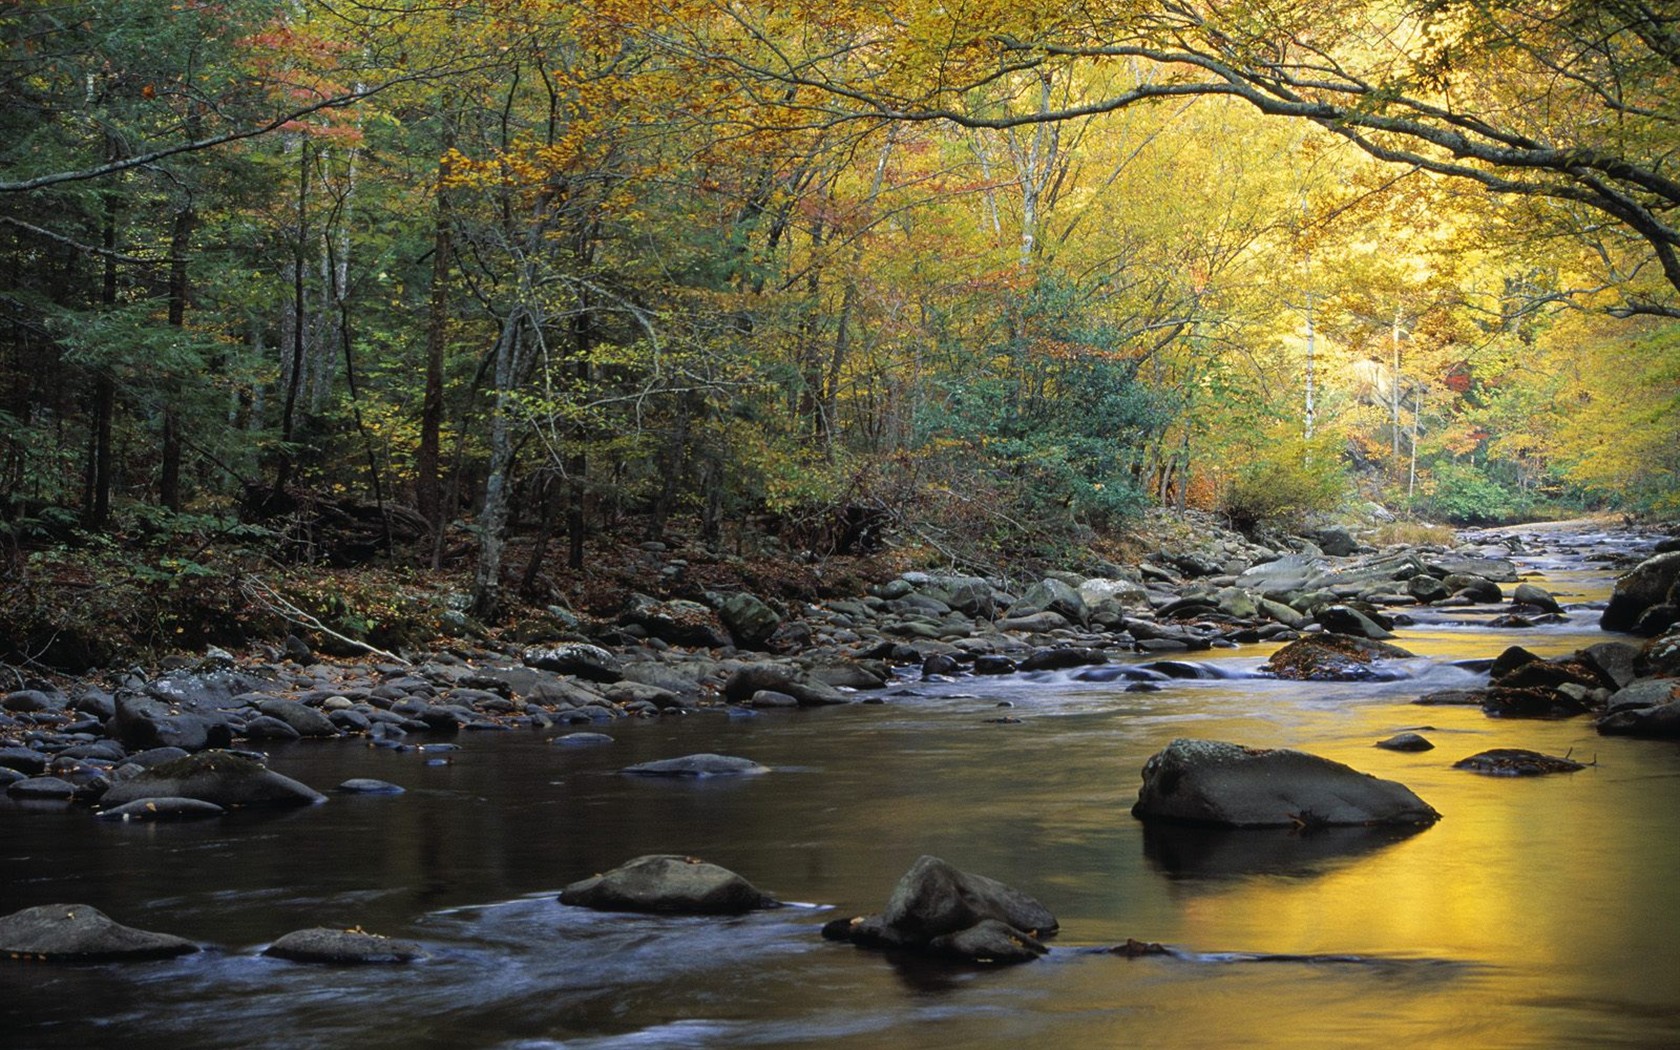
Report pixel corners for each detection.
[4,525,1678,1048]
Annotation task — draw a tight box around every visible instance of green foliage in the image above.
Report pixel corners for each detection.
[1219,432,1350,533]
[1411,459,1533,525]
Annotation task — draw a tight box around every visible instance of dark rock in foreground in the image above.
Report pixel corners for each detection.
[0,904,198,962]
[821,855,1056,964]
[619,753,769,777]
[559,854,779,914]
[1131,738,1441,828]
[1452,749,1587,776]
[100,750,326,808]
[264,927,428,963]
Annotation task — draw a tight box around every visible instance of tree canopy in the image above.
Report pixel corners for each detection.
[1,0,1675,631]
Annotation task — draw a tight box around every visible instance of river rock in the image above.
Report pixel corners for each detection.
[552,731,614,746]
[1314,604,1394,640]
[522,644,624,683]
[0,904,198,962]
[1598,700,1680,737]
[1444,574,1504,603]
[0,747,47,776]
[1452,748,1586,776]
[1236,554,1325,599]
[1017,578,1087,625]
[1019,646,1108,672]
[559,854,779,914]
[923,575,997,619]
[337,778,404,794]
[6,775,76,800]
[1131,738,1441,828]
[1425,553,1519,582]
[1262,634,1415,681]
[96,796,226,821]
[100,750,326,808]
[1512,583,1562,613]
[110,690,231,752]
[622,595,731,648]
[823,855,1057,964]
[1602,551,1680,633]
[1376,732,1434,752]
[255,698,338,738]
[264,927,428,963]
[239,715,301,742]
[1406,574,1451,603]
[1639,628,1680,677]
[619,753,769,777]
[718,592,782,648]
[722,664,849,706]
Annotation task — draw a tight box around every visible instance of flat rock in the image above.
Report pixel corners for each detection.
[1375,732,1434,752]
[551,732,614,746]
[264,927,427,963]
[0,904,198,962]
[1598,700,1680,738]
[521,643,624,683]
[559,854,778,914]
[619,753,769,777]
[1452,748,1586,776]
[1262,634,1415,681]
[1131,738,1441,828]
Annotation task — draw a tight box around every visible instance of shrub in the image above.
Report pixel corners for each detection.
[1219,435,1349,534]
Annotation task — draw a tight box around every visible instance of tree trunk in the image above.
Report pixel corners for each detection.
[470,312,524,622]
[160,204,194,510]
[273,136,310,500]
[417,147,453,529]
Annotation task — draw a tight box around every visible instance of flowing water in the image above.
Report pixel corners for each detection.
[5,527,1679,1049]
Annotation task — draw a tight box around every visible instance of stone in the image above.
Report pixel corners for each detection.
[559,854,779,914]
[255,698,338,737]
[1310,526,1359,557]
[1376,732,1434,752]
[721,664,849,706]
[927,918,1049,963]
[1601,551,1680,633]
[1235,554,1326,598]
[1512,583,1563,613]
[880,855,1058,942]
[1444,574,1504,603]
[6,776,76,800]
[718,592,782,648]
[96,797,226,821]
[1313,604,1394,640]
[552,732,615,746]
[1019,647,1108,672]
[521,644,624,683]
[100,750,326,808]
[1406,574,1451,603]
[1424,553,1519,582]
[1452,749,1586,776]
[1262,634,1415,681]
[619,753,769,777]
[264,927,427,963]
[0,904,197,962]
[1131,738,1441,828]
[337,778,404,794]
[1598,700,1680,738]
[110,691,230,753]
[1017,578,1087,625]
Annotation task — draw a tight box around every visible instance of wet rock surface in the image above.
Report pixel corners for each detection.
[559,854,780,914]
[821,855,1057,964]
[1132,738,1441,828]
[264,927,428,964]
[0,904,198,962]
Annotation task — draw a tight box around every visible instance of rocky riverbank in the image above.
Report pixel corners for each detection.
[3,513,1678,812]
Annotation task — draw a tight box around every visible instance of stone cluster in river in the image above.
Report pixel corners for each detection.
[821,855,1059,964]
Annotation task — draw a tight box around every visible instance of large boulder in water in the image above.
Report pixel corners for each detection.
[559,854,779,914]
[1262,634,1414,681]
[1131,738,1441,828]
[822,855,1056,964]
[99,750,325,808]
[1601,551,1680,633]
[110,690,232,752]
[0,903,198,962]
[522,643,623,682]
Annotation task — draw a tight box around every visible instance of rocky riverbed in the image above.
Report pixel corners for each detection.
[4,514,1680,1045]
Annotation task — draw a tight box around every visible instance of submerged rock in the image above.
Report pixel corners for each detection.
[0,904,198,962]
[559,854,779,914]
[1452,749,1587,776]
[1375,732,1434,752]
[1131,738,1441,828]
[264,927,427,964]
[96,796,226,821]
[619,753,769,777]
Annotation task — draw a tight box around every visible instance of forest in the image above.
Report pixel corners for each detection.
[2,0,1677,665]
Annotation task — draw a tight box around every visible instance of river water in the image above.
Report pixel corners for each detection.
[4,527,1678,1049]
